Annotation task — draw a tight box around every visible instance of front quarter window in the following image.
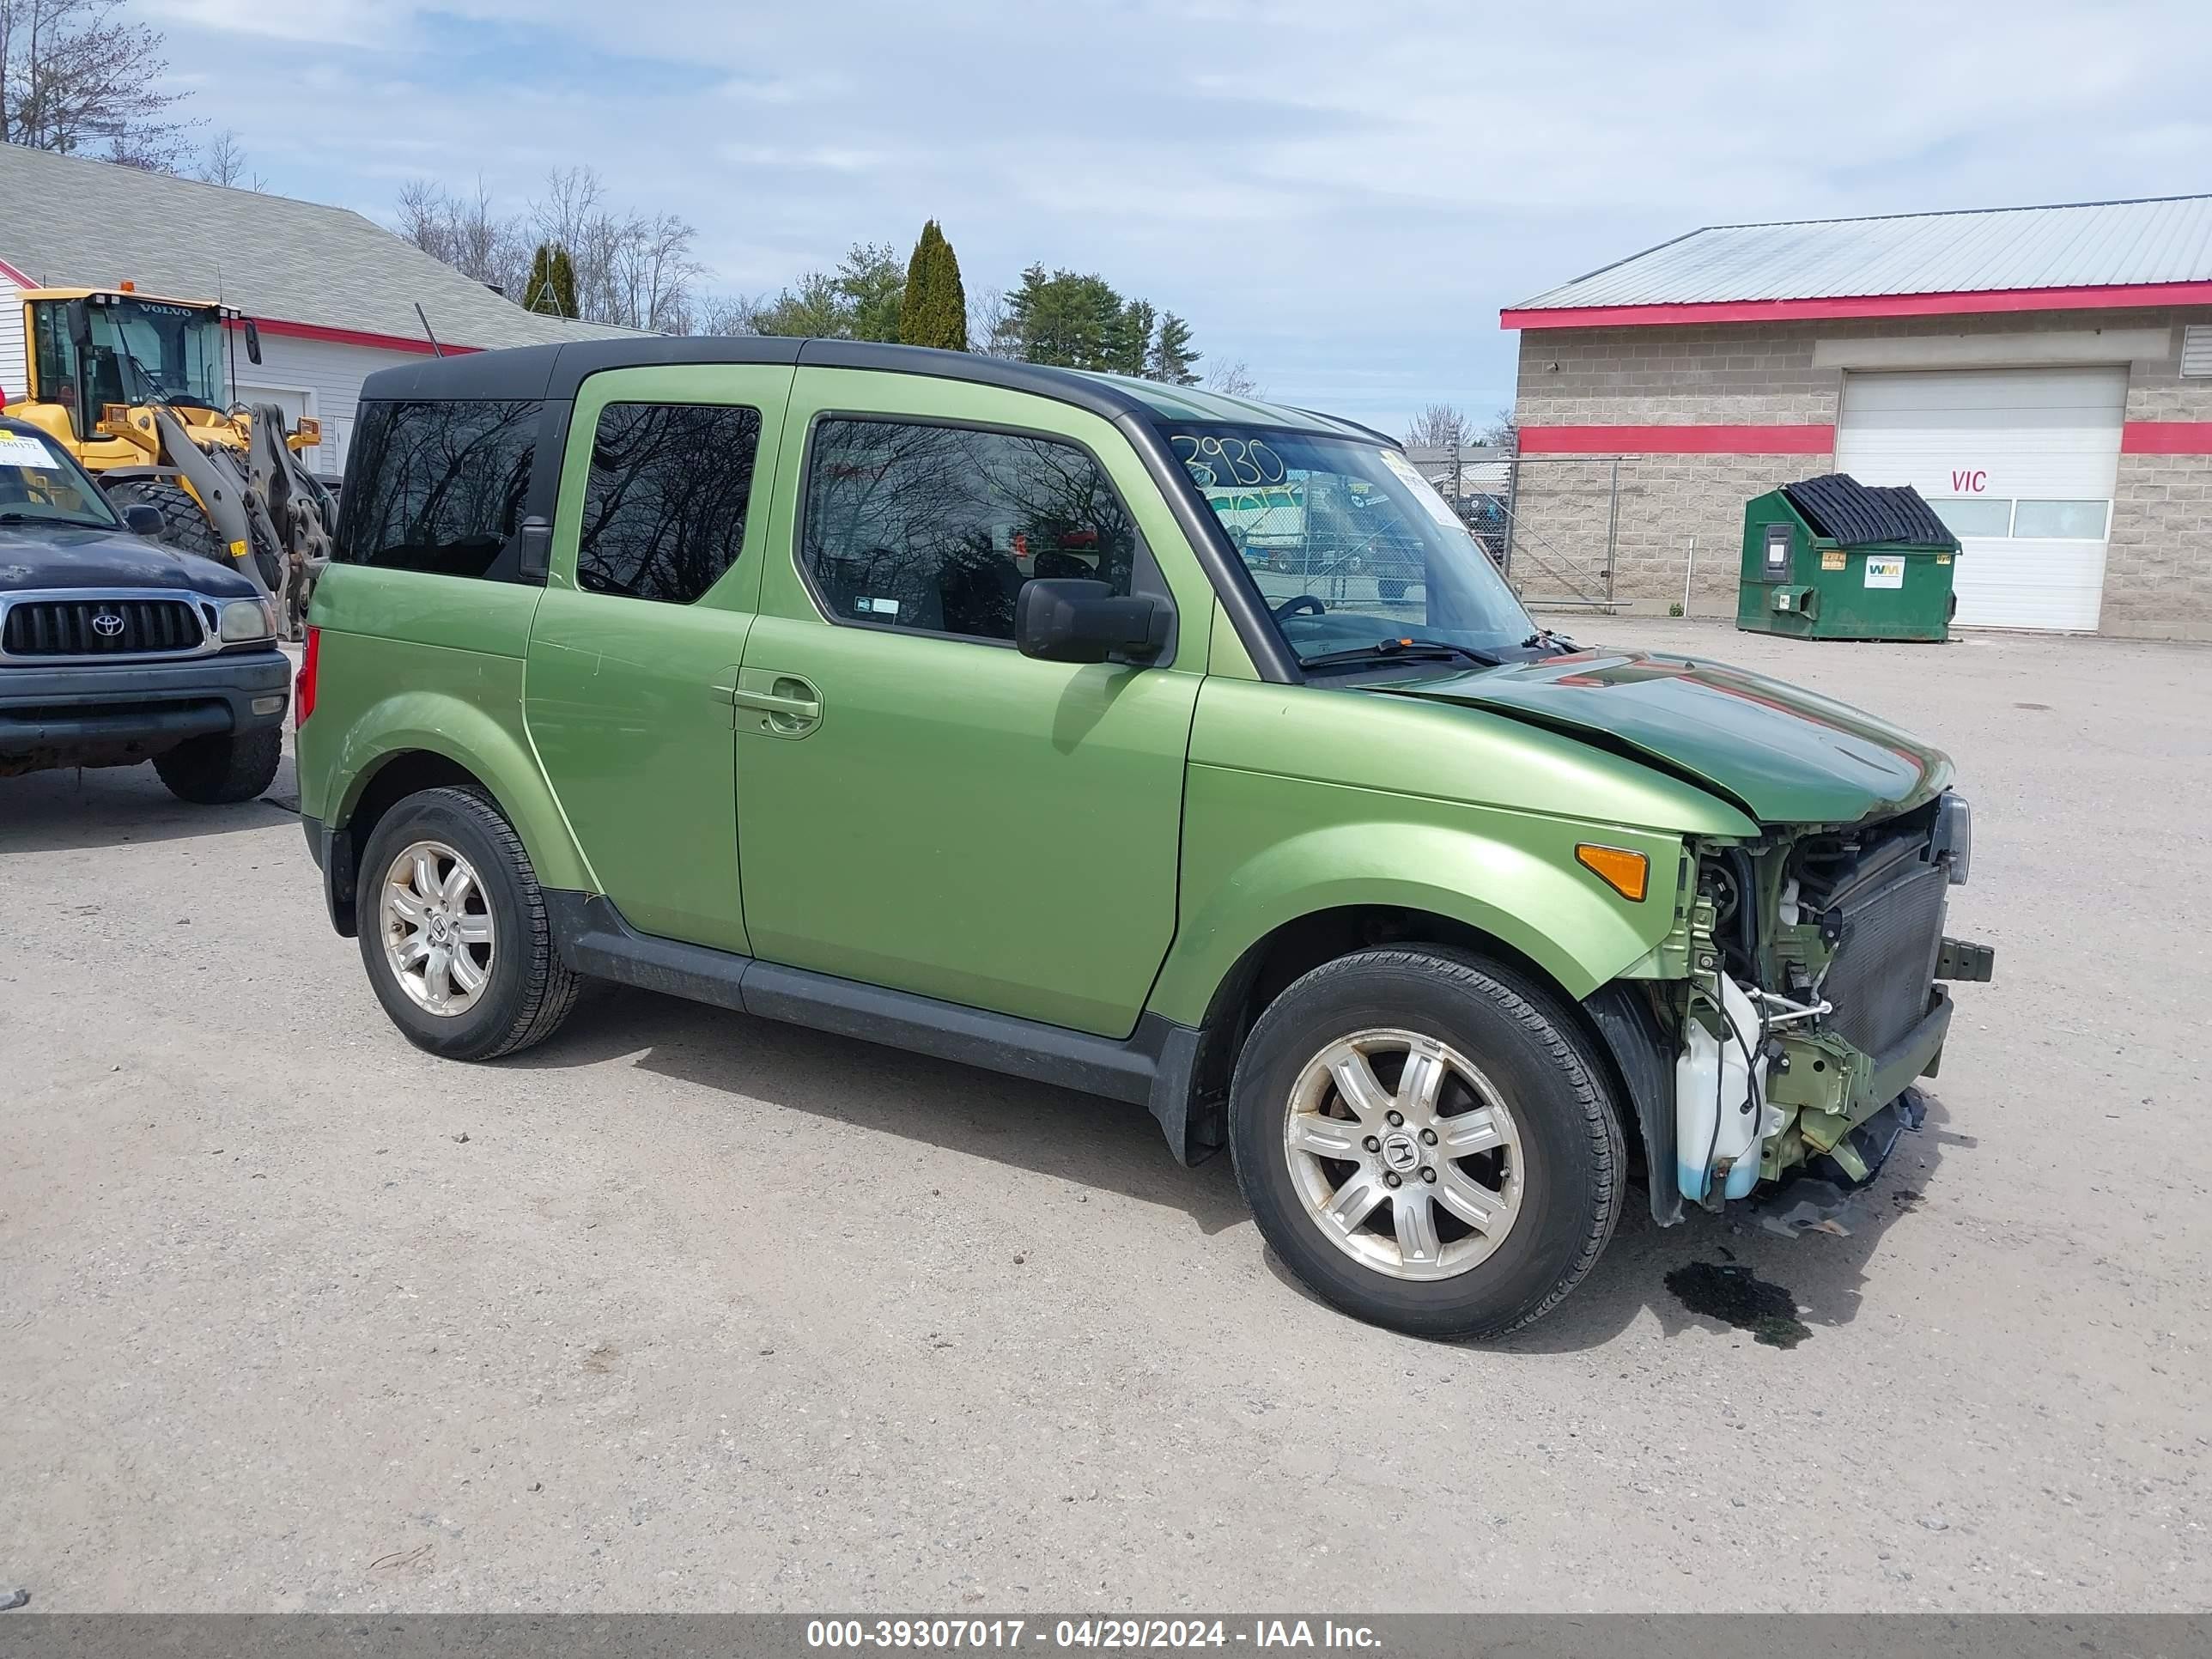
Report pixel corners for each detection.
[1164,424,1534,671]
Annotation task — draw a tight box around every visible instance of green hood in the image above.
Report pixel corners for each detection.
[1371,649,1952,826]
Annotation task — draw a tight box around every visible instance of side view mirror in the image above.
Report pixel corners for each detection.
[243,319,263,366]
[120,501,166,538]
[66,299,93,352]
[1015,578,1167,665]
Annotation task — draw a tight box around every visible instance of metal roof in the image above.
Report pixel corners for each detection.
[1512,194,2212,312]
[0,142,634,350]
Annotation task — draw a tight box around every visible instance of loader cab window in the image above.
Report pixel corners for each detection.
[29,297,230,432]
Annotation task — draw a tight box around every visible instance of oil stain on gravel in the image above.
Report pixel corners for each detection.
[1665,1261,1812,1348]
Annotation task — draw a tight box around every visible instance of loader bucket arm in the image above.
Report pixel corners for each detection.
[245,403,337,641]
[150,406,263,593]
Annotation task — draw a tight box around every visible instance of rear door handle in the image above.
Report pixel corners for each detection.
[732,672,822,736]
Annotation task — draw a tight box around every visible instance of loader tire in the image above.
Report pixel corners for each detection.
[106,478,230,567]
[153,726,283,805]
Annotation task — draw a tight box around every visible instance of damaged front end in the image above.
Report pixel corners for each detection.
[1604,792,1993,1227]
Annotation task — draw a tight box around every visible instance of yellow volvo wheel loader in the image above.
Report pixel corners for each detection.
[7,285,337,639]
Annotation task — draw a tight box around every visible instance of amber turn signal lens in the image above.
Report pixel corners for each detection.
[1576,843,1649,902]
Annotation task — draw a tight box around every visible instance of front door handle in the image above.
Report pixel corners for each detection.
[732,672,822,737]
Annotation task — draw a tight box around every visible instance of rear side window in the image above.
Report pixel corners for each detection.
[337,399,539,579]
[575,402,762,605]
[800,417,1139,643]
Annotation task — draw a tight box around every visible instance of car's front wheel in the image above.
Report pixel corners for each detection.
[356,786,580,1060]
[1229,947,1625,1340]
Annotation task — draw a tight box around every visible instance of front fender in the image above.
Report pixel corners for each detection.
[330,690,595,896]
[1150,790,1683,1026]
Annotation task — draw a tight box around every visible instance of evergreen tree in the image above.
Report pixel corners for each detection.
[898,220,969,350]
[1109,299,1155,378]
[1146,313,1200,385]
[521,241,579,318]
[838,242,905,343]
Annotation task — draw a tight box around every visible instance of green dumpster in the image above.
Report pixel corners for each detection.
[1736,473,1962,642]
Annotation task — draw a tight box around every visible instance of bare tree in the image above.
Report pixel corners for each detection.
[1403,403,1473,449]
[194,127,264,191]
[967,284,1018,358]
[1478,404,1518,449]
[690,293,769,337]
[0,0,194,167]
[1205,360,1262,399]
[531,167,703,331]
[396,176,531,298]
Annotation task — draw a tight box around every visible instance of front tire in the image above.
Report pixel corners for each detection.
[152,726,282,804]
[356,786,580,1061]
[1229,947,1625,1340]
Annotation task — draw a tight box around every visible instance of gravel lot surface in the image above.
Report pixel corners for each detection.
[2,620,2205,1612]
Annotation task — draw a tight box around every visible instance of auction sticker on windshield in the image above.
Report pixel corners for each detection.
[1381,448,1467,530]
[0,432,59,469]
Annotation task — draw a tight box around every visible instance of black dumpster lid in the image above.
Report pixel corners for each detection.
[1782,473,1960,550]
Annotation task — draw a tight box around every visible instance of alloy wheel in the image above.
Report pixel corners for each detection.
[378,839,495,1017]
[1282,1028,1523,1280]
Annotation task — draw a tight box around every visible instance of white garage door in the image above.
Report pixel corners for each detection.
[1835,367,2126,631]
[234,383,309,429]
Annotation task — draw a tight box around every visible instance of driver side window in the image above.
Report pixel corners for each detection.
[799,416,1139,644]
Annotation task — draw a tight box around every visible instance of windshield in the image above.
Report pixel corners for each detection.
[0,426,121,527]
[87,298,228,408]
[1164,424,1534,669]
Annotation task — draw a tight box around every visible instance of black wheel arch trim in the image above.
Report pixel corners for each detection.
[1582,980,1682,1227]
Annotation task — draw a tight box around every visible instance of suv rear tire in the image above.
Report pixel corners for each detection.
[1229,946,1625,1340]
[153,726,283,805]
[356,786,580,1061]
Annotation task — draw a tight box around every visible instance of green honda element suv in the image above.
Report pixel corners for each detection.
[295,338,1991,1340]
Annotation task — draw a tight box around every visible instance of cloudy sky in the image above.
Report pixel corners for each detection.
[145,0,2212,432]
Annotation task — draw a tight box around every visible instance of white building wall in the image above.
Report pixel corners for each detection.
[0,270,27,406]
[236,333,423,479]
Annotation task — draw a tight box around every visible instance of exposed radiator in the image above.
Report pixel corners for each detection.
[1820,858,1949,1056]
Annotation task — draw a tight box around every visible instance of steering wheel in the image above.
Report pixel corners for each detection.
[1273,594,1328,620]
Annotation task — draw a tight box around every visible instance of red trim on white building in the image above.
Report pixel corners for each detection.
[1502,280,2212,330]
[225,316,480,356]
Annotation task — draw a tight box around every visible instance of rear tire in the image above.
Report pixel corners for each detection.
[1229,946,1625,1340]
[356,786,580,1061]
[152,726,282,805]
[105,478,229,565]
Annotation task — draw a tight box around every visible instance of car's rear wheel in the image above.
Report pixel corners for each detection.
[152,726,282,804]
[1230,947,1625,1340]
[356,786,580,1060]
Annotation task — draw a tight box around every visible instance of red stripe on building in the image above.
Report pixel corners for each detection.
[1518,423,1835,455]
[222,316,483,356]
[2120,421,2212,455]
[1502,280,2212,330]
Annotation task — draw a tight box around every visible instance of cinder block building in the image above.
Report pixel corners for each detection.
[1504,195,2212,639]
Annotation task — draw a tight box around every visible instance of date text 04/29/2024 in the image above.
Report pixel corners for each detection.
[805,1620,1382,1650]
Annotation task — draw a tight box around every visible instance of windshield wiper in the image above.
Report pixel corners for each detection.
[1300,637,1504,673]
[0,510,118,531]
